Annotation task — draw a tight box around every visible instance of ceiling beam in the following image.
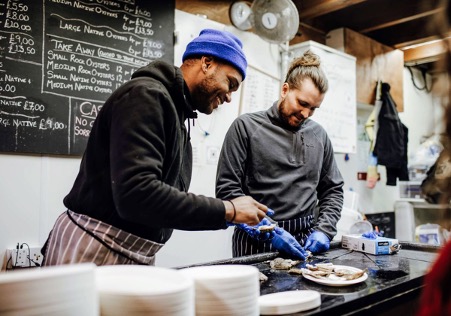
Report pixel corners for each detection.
[297,0,367,20]
[366,14,444,48]
[360,8,443,33]
[395,35,446,50]
[403,38,449,65]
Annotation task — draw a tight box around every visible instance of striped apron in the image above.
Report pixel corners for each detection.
[232,215,314,257]
[42,210,163,266]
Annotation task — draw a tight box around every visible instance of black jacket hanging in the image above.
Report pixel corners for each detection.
[373,82,409,185]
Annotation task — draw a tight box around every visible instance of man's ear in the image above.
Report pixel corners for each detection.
[201,56,215,72]
[281,82,289,98]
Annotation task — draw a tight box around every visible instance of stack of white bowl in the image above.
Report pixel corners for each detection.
[0,263,98,316]
[179,264,260,316]
[96,265,194,316]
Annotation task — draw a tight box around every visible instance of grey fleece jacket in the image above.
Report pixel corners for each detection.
[216,102,344,239]
[64,61,226,244]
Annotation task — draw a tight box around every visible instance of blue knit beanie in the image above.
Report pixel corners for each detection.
[182,29,247,79]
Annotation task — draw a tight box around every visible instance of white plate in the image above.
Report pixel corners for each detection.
[96,265,193,295]
[259,290,321,315]
[96,265,194,316]
[0,263,97,314]
[179,265,259,284]
[196,304,259,316]
[195,283,258,297]
[301,265,368,287]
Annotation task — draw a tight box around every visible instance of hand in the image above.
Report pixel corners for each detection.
[224,196,269,225]
[234,218,273,241]
[271,227,308,260]
[304,231,330,254]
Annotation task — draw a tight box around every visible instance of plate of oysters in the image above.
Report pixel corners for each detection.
[289,263,368,287]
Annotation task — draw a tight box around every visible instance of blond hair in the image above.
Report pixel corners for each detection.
[284,50,328,94]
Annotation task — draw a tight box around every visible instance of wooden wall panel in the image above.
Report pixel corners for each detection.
[327,28,404,111]
[176,0,233,25]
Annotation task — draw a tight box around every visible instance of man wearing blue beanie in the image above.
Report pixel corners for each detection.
[42,29,270,266]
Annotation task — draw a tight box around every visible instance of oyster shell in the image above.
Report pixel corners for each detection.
[287,267,303,275]
[259,272,268,282]
[299,268,331,279]
[315,262,335,273]
[258,224,276,233]
[334,268,367,280]
[270,257,300,270]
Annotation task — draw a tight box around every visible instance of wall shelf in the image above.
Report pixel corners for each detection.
[397,199,450,209]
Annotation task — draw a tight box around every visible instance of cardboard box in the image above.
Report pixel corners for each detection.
[341,234,399,255]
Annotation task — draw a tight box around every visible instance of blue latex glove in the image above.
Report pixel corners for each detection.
[271,226,308,260]
[266,208,275,217]
[234,218,274,241]
[304,231,330,254]
[362,230,383,239]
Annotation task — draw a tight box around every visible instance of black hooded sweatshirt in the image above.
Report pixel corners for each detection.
[64,61,226,243]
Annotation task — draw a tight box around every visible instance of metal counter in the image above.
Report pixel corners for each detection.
[176,241,440,315]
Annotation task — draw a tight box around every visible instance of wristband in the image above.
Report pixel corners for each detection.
[229,200,236,222]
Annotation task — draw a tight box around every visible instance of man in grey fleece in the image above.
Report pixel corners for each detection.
[216,50,344,259]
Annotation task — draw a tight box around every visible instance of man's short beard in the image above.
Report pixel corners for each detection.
[278,99,302,128]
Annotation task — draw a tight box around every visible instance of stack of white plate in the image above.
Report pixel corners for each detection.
[96,265,194,316]
[179,265,259,316]
[259,290,321,315]
[0,263,98,316]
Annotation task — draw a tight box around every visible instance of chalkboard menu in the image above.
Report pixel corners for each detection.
[0,0,174,155]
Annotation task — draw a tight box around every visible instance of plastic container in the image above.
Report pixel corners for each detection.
[398,181,423,199]
[415,223,448,245]
[349,220,373,235]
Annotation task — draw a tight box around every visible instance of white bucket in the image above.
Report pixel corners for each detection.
[334,207,364,240]
[394,201,416,241]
